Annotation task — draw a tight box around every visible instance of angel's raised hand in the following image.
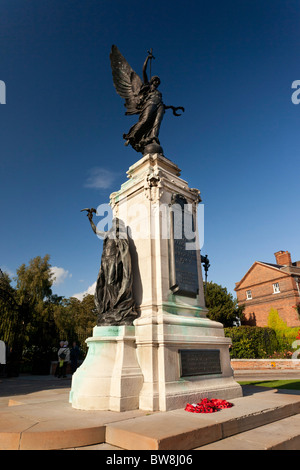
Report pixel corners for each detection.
[147,49,155,60]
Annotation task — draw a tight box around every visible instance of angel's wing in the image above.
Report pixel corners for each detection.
[110,45,143,115]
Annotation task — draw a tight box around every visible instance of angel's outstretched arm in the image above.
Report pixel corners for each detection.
[87,212,106,238]
[164,105,185,116]
[142,51,153,84]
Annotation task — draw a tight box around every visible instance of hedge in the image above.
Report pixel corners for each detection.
[224,326,279,359]
[224,309,300,359]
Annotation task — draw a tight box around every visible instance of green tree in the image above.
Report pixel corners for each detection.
[267,308,298,355]
[53,294,97,354]
[1,255,99,371]
[205,281,244,327]
[0,268,34,374]
[0,272,20,347]
[12,255,57,373]
[267,308,287,330]
[225,326,279,358]
[15,255,54,305]
[76,294,98,350]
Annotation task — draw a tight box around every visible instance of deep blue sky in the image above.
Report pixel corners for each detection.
[1,0,300,299]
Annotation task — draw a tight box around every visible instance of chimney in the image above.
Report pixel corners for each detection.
[274,250,292,266]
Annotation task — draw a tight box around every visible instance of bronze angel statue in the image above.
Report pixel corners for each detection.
[110,45,184,155]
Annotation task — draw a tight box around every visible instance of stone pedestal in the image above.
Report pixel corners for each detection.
[69,326,143,411]
[111,153,242,411]
[134,314,241,411]
[70,152,242,412]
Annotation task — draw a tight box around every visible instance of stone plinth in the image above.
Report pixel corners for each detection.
[70,153,242,412]
[110,153,242,411]
[134,314,241,411]
[69,326,143,411]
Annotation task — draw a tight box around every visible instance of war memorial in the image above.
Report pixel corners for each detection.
[2,45,300,452]
[69,45,243,412]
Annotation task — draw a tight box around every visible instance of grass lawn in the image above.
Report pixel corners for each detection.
[238,380,300,391]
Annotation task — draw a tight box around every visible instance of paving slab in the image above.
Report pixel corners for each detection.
[1,375,300,450]
[105,390,300,450]
[197,414,300,450]
[0,375,72,398]
[0,388,153,450]
[234,370,300,381]
[69,443,123,450]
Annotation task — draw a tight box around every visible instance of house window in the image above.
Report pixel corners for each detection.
[273,282,280,294]
[246,290,252,300]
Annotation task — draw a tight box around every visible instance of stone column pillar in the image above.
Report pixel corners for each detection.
[109,153,242,411]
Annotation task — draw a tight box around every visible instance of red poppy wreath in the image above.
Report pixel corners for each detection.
[185,398,234,413]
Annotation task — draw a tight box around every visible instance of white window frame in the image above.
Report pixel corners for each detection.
[273,282,280,294]
[246,290,252,300]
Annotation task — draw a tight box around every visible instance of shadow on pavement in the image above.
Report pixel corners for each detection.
[0,374,72,397]
[241,383,300,397]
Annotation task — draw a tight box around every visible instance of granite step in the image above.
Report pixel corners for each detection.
[105,389,300,450]
[196,413,300,450]
[2,386,300,450]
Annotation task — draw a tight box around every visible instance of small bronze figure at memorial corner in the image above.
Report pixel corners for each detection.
[81,208,137,326]
[110,45,184,155]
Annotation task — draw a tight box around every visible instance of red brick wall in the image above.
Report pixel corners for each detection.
[242,293,300,327]
[231,359,300,370]
[235,263,300,327]
[275,250,292,266]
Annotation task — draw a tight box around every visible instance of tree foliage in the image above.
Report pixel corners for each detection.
[53,295,97,353]
[0,271,25,354]
[205,281,244,327]
[225,326,278,358]
[0,255,98,372]
[15,255,54,306]
[267,308,299,353]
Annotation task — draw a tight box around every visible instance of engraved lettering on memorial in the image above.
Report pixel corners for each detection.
[169,194,199,297]
[179,350,222,377]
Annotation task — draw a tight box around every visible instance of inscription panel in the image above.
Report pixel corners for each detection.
[169,194,199,298]
[179,349,222,377]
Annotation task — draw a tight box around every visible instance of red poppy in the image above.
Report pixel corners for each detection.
[185,398,233,413]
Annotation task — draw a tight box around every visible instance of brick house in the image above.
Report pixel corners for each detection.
[235,251,300,327]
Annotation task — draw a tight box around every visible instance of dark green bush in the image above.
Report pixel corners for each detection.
[224,326,279,359]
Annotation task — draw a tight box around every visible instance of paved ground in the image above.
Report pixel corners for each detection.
[1,370,300,450]
[1,370,300,398]
[233,369,300,382]
[0,374,72,397]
